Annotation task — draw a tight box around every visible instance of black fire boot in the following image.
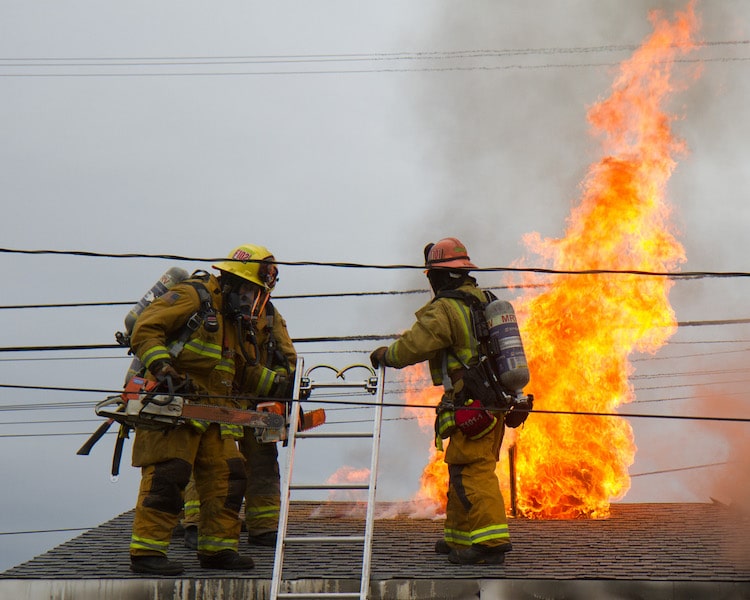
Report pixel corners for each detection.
[448,543,511,565]
[198,550,255,570]
[434,539,451,555]
[130,555,185,575]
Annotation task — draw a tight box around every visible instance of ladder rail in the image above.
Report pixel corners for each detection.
[359,364,384,599]
[270,360,385,600]
[270,357,306,599]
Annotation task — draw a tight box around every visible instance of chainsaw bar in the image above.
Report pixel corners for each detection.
[181,403,284,428]
[94,394,284,430]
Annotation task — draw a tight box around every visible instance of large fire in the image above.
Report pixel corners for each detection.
[407,2,701,519]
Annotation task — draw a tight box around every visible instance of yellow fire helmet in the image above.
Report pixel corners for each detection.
[213,244,279,291]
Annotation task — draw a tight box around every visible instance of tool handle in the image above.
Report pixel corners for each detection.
[111,427,128,477]
[76,419,114,456]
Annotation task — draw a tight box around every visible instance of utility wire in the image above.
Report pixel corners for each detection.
[1,338,748,363]
[0,349,373,362]
[1,375,748,411]
[0,418,99,425]
[0,527,90,536]
[0,44,689,64]
[0,53,746,78]
[0,458,733,536]
[630,462,728,477]
[0,40,746,65]
[0,334,399,353]
[2,247,750,279]
[1,383,749,424]
[0,284,543,310]
[2,315,750,354]
[0,432,95,438]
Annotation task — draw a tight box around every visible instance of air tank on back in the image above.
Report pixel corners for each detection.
[484,299,530,395]
[123,267,189,334]
[120,267,189,384]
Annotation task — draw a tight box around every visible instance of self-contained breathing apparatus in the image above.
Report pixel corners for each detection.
[433,289,534,448]
[115,268,219,384]
[77,267,295,475]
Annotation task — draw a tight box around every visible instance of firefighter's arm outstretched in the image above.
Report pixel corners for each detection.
[371,300,455,369]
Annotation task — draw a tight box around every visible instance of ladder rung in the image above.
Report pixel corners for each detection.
[278,594,362,599]
[297,431,373,439]
[290,483,369,491]
[309,381,369,390]
[309,381,373,389]
[284,535,366,544]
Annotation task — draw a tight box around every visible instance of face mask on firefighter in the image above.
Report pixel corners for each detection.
[236,281,270,324]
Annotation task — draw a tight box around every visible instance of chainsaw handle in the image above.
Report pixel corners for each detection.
[76,418,114,456]
[145,375,187,406]
[111,426,129,478]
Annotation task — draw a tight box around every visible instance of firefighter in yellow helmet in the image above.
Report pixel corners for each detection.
[128,244,279,575]
[180,244,297,550]
[370,237,527,565]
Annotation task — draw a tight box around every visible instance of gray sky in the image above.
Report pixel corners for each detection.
[2,0,750,571]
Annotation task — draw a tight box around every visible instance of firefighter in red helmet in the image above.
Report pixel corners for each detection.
[370,237,516,565]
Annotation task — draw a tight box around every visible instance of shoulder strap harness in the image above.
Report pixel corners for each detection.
[167,271,218,358]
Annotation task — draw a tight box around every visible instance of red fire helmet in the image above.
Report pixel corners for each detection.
[425,237,477,270]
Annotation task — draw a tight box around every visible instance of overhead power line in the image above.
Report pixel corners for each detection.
[0,334,398,354]
[0,40,747,77]
[2,247,750,279]
[2,315,750,355]
[0,527,90,536]
[630,461,728,477]
[1,382,749,424]
[0,45,670,64]
[0,40,745,65]
[0,459,732,535]
[0,284,548,311]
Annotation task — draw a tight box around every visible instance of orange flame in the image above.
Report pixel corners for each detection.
[513,2,701,519]
[403,2,702,521]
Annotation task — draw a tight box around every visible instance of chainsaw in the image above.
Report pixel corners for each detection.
[92,375,285,431]
[77,375,325,477]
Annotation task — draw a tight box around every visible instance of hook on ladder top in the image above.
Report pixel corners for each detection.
[335,363,376,379]
[304,364,339,377]
[301,362,382,395]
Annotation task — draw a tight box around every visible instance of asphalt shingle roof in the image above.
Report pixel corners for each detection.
[2,501,749,599]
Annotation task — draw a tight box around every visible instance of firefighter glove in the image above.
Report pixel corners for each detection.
[151,360,186,383]
[271,371,292,399]
[504,395,533,429]
[370,346,388,369]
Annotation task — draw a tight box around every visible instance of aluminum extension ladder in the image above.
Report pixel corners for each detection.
[270,358,386,600]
